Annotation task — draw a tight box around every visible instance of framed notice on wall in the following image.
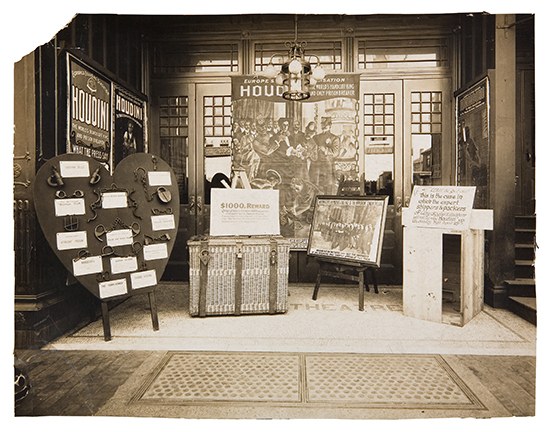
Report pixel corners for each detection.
[113,85,148,167]
[67,53,113,171]
[456,77,490,209]
[307,195,388,267]
[66,52,149,173]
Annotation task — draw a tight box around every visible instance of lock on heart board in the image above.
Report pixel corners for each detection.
[33,153,179,300]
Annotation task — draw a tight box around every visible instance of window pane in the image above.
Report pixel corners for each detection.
[153,42,239,74]
[358,38,449,70]
[159,95,189,203]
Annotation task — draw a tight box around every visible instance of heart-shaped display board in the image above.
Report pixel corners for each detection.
[34,153,179,301]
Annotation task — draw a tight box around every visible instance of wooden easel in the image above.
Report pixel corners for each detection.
[100,291,159,341]
[230,169,251,189]
[311,173,379,311]
[312,259,378,311]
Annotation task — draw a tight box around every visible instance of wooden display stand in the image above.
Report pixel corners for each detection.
[312,260,378,311]
[33,153,180,341]
[311,174,379,310]
[100,292,159,341]
[402,187,493,326]
[307,186,389,311]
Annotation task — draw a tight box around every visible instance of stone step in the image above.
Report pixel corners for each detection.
[515,243,535,260]
[508,296,537,325]
[514,260,535,279]
[515,228,536,244]
[504,278,536,297]
[514,215,536,230]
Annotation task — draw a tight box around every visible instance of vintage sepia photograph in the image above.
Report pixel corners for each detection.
[308,196,388,266]
[4,1,546,431]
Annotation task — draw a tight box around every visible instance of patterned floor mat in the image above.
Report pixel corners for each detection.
[129,351,484,411]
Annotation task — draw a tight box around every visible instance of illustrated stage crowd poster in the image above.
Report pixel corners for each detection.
[456,77,489,208]
[231,74,361,245]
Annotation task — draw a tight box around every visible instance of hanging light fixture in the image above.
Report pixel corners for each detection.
[263,15,326,101]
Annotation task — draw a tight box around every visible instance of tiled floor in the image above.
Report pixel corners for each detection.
[13,283,539,424]
[44,283,536,356]
[14,349,535,420]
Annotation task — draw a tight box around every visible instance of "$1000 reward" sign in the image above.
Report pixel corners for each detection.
[210,189,280,236]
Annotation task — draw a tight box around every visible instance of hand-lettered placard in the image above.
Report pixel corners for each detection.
[408,186,476,231]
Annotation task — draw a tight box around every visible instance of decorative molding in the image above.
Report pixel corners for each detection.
[13,151,32,189]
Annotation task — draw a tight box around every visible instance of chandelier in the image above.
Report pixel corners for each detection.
[263,15,326,101]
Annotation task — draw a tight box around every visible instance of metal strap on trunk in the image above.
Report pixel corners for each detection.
[234,241,243,315]
[268,239,278,314]
[198,240,210,317]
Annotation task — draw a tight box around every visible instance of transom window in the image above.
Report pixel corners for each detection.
[358,38,449,70]
[153,43,239,74]
[254,41,343,72]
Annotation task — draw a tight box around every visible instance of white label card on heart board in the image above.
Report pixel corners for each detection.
[55,198,86,216]
[59,161,90,178]
[99,278,128,299]
[131,269,157,289]
[101,192,128,209]
[110,256,138,274]
[151,214,176,231]
[148,171,172,186]
[143,243,168,261]
[56,231,88,250]
[106,229,133,247]
[72,255,103,276]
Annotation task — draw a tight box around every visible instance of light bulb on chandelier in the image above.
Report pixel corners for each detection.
[263,15,326,101]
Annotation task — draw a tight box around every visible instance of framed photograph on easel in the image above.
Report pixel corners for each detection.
[307,195,389,267]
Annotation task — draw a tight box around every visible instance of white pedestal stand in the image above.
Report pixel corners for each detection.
[402,208,493,326]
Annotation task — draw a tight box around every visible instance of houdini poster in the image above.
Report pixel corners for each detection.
[67,54,112,171]
[113,86,147,167]
[231,74,360,242]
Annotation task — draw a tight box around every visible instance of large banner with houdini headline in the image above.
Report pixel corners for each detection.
[67,53,112,171]
[231,74,360,245]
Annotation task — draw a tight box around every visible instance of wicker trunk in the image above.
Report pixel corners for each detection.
[188,236,290,317]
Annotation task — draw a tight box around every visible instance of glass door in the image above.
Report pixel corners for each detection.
[362,78,451,284]
[151,81,231,280]
[403,78,452,205]
[196,83,233,234]
[361,80,403,283]
[150,82,194,279]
